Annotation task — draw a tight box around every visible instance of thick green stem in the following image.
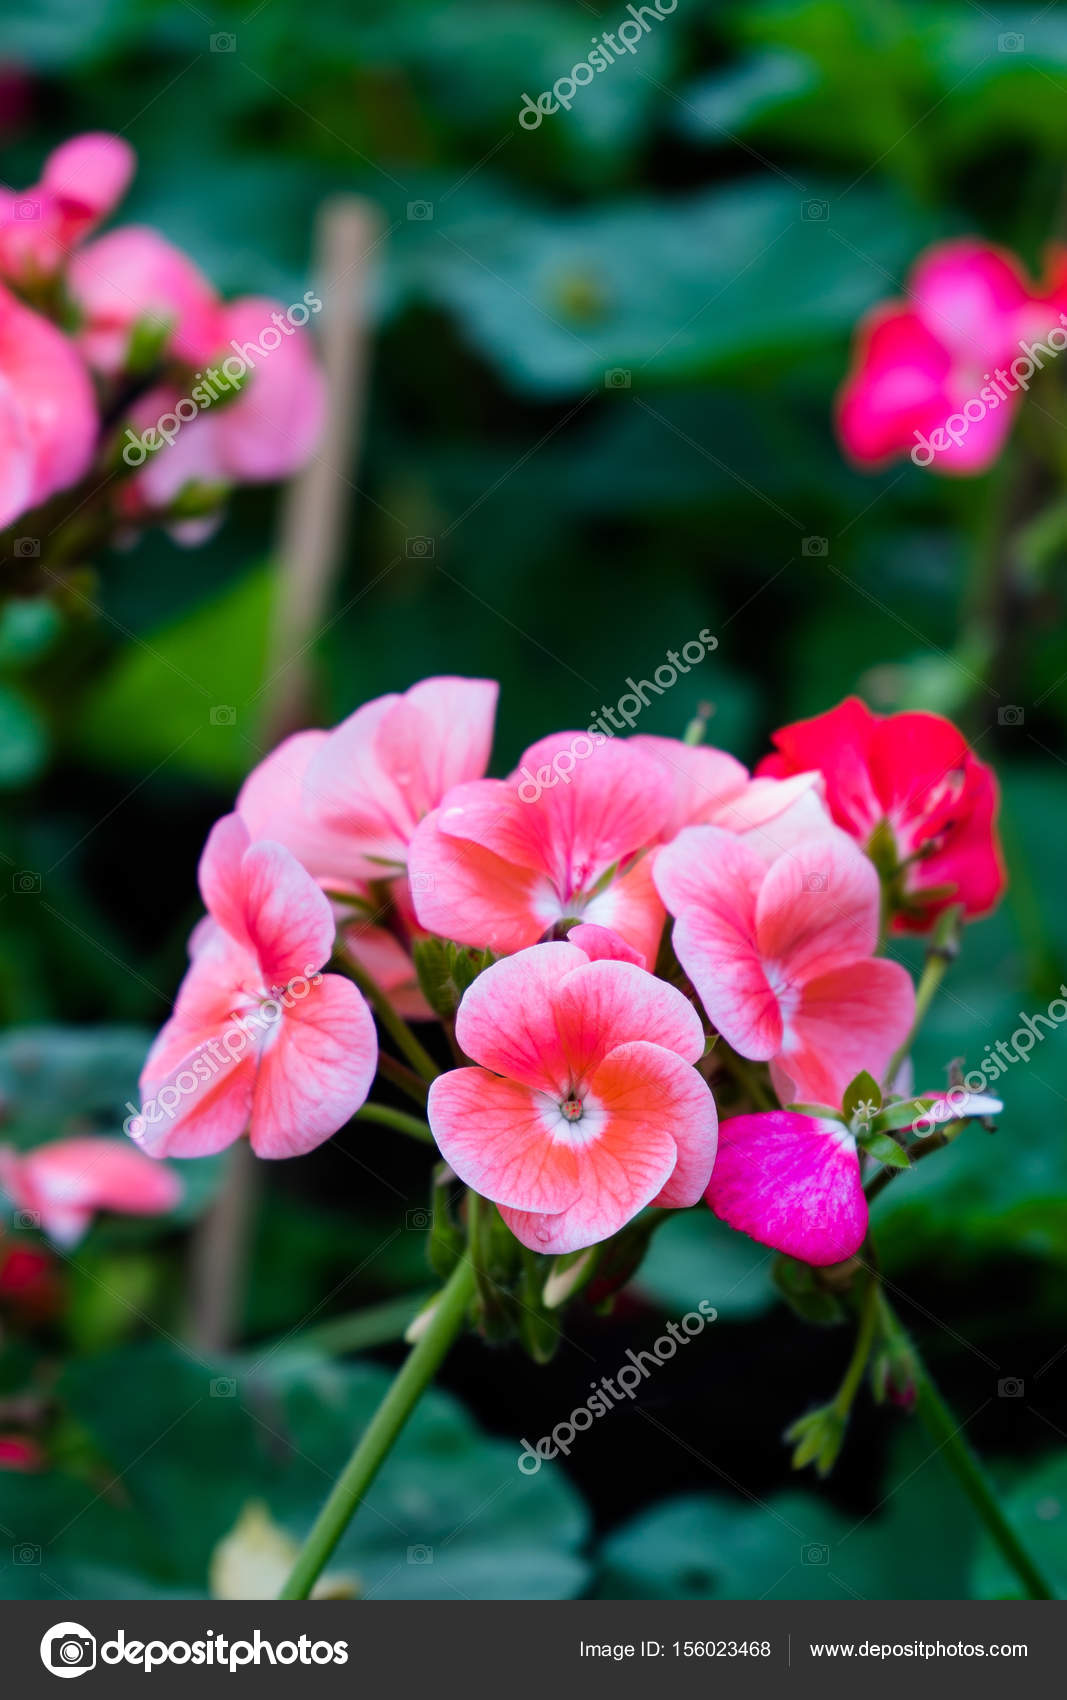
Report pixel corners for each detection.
[353,1102,434,1143]
[278,1253,476,1599]
[880,1301,1055,1600]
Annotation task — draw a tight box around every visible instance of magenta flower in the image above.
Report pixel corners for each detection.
[136,815,377,1159]
[654,826,914,1105]
[0,281,97,528]
[707,1110,868,1266]
[427,941,717,1252]
[0,1138,180,1247]
[69,225,222,375]
[409,732,670,960]
[758,696,1005,931]
[837,238,1057,475]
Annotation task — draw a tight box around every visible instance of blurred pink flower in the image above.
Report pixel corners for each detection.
[837,238,1060,476]
[69,225,222,375]
[0,1137,180,1247]
[428,941,717,1252]
[0,132,133,282]
[0,281,97,528]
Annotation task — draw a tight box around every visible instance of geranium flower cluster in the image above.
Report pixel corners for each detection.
[0,132,323,547]
[127,678,1006,1279]
[837,237,1067,475]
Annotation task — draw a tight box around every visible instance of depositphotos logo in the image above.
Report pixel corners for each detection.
[40,1624,349,1676]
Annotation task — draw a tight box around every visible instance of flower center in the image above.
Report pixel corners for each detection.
[560,1095,584,1123]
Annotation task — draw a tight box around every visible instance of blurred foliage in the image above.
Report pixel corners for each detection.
[1,0,1066,1602]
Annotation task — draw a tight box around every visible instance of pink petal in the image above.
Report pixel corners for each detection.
[630,734,749,839]
[911,238,1034,364]
[837,306,952,465]
[377,676,498,823]
[249,974,377,1157]
[566,922,646,967]
[408,809,557,953]
[235,840,336,987]
[498,1042,691,1253]
[198,813,255,950]
[581,853,666,966]
[554,958,707,1083]
[0,281,97,506]
[754,832,880,985]
[708,1112,866,1266]
[453,942,588,1093]
[69,225,223,374]
[0,374,34,529]
[427,1068,582,1214]
[778,957,916,1106]
[41,133,134,231]
[135,1037,257,1159]
[237,730,365,890]
[215,296,326,481]
[26,1138,180,1219]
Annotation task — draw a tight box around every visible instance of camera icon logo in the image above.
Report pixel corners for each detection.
[405,537,435,559]
[15,199,40,221]
[604,368,631,389]
[410,871,435,893]
[407,1544,434,1564]
[210,704,237,726]
[13,870,41,894]
[997,705,1024,726]
[210,32,237,52]
[405,1208,431,1231]
[801,1542,830,1565]
[998,32,1024,53]
[210,1376,237,1398]
[802,536,828,557]
[40,1622,96,1678]
[14,537,40,557]
[14,1209,42,1230]
[803,871,829,892]
[407,201,434,222]
[15,1542,41,1564]
[998,1377,1024,1398]
[802,199,830,221]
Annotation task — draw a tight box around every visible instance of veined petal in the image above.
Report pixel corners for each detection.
[708,1111,866,1266]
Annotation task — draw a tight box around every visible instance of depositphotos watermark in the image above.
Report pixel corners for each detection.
[518,1299,716,1472]
[40,1622,348,1677]
[911,985,1067,1135]
[516,627,717,802]
[123,968,323,1139]
[912,314,1067,465]
[519,0,678,129]
[121,290,322,465]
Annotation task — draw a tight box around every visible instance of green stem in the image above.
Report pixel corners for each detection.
[375,1051,429,1106]
[880,1301,1055,1600]
[353,1102,434,1144]
[832,1273,880,1419]
[342,956,441,1085]
[278,1252,476,1599]
[885,904,962,1085]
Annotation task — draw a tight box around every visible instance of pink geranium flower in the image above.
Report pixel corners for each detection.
[758,696,1005,931]
[135,815,377,1158]
[654,826,915,1105]
[409,732,670,961]
[632,734,830,854]
[0,281,98,528]
[0,132,133,282]
[428,941,717,1252]
[837,238,1057,476]
[0,1138,180,1247]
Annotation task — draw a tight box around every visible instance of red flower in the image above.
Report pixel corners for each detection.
[758,697,1005,931]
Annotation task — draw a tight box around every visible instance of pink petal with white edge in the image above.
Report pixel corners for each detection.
[249,974,377,1158]
[427,1068,582,1214]
[408,810,557,954]
[780,956,916,1107]
[654,823,766,920]
[724,775,834,864]
[498,1041,690,1253]
[377,676,498,824]
[136,1037,257,1159]
[453,942,588,1094]
[566,922,646,967]
[554,958,707,1084]
[755,832,880,986]
[707,1112,867,1266]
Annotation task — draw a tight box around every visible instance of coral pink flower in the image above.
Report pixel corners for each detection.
[758,696,1005,930]
[70,226,222,374]
[409,732,670,961]
[654,826,914,1105]
[707,1111,868,1266]
[837,239,1055,476]
[632,733,830,854]
[0,132,133,282]
[135,815,377,1158]
[302,676,500,874]
[428,942,717,1252]
[0,282,98,527]
[0,1138,180,1247]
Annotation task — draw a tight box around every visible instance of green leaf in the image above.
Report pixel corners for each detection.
[973,1453,1067,1600]
[857,1131,911,1169]
[0,682,47,787]
[843,1070,881,1121]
